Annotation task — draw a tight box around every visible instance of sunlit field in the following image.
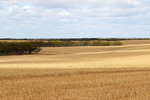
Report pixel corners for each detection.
[1,40,150,100]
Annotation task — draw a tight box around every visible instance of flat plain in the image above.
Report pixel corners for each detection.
[0,40,150,100]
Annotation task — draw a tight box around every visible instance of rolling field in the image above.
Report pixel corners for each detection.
[1,40,150,100]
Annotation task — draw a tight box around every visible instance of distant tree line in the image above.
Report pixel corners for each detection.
[0,40,122,55]
[31,40,122,47]
[1,38,150,41]
[0,42,41,55]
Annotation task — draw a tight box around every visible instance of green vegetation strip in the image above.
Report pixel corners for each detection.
[0,40,122,55]
[0,42,41,55]
[32,40,122,47]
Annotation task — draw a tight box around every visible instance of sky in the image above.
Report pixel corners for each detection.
[0,0,150,38]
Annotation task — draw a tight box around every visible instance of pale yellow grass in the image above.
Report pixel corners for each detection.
[1,68,150,100]
[1,40,150,100]
[0,41,150,69]
[122,40,150,45]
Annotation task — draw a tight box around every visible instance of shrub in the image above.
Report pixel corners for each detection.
[38,40,122,47]
[0,42,41,55]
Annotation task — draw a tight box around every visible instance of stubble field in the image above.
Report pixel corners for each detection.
[0,40,150,100]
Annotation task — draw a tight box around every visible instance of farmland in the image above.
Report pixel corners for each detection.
[0,40,150,100]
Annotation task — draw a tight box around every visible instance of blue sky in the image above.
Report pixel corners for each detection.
[0,0,150,38]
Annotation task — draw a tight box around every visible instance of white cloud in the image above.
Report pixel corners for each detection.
[0,0,149,20]
[0,0,150,38]
[86,0,141,8]
[0,0,143,8]
[0,0,20,7]
[27,0,142,9]
[0,0,19,4]
[29,0,78,8]
[60,10,70,16]
[0,6,38,18]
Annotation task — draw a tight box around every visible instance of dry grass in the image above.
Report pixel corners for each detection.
[1,40,150,100]
[1,68,150,100]
[121,40,150,45]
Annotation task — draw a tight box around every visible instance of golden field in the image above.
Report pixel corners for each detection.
[0,40,150,100]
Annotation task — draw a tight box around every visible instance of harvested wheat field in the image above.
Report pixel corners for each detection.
[1,40,150,100]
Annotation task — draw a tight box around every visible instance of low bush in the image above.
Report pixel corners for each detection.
[0,40,122,55]
[0,42,41,55]
[32,40,122,47]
